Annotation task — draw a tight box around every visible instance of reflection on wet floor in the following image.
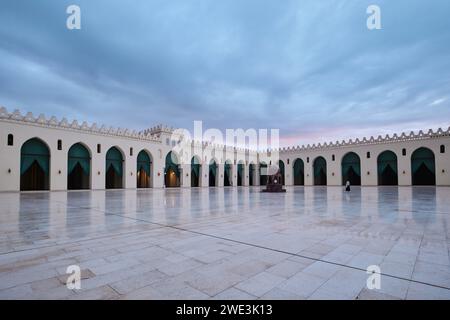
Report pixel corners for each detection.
[0,186,449,299]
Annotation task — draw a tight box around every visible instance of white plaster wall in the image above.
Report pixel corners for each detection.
[1,118,449,192]
[281,138,450,186]
[0,121,168,191]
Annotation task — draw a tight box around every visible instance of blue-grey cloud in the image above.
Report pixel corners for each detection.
[0,0,449,146]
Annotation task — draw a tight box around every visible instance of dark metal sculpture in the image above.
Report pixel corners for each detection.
[262,169,286,193]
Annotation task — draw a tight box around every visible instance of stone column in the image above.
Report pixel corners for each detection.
[218,164,224,187]
[285,162,294,186]
[305,159,313,186]
[361,156,377,186]
[244,165,249,186]
[197,164,203,187]
[201,163,209,187]
[181,164,191,187]
[232,164,238,187]
[255,164,260,186]
[398,150,410,186]
[178,165,184,187]
[153,164,165,188]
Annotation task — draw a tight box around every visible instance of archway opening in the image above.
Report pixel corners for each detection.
[165,151,180,187]
[137,150,152,188]
[237,162,244,186]
[224,161,232,186]
[68,143,90,190]
[191,156,201,187]
[341,152,361,186]
[377,151,398,185]
[278,160,285,185]
[411,147,435,185]
[209,160,217,187]
[106,147,123,189]
[313,157,327,185]
[259,162,268,186]
[20,138,50,191]
[293,158,304,185]
[249,164,255,186]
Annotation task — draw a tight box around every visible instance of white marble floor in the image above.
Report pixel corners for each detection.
[0,186,449,300]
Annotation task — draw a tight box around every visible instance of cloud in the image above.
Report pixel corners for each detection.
[0,0,449,146]
[430,98,447,106]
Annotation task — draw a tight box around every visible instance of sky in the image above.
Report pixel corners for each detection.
[0,0,449,147]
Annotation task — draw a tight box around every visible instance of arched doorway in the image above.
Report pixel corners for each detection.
[249,163,255,186]
[313,157,327,185]
[237,161,244,186]
[278,160,285,185]
[68,143,90,190]
[106,147,124,189]
[259,162,268,186]
[191,156,201,187]
[137,150,152,188]
[293,158,304,185]
[341,152,361,185]
[377,151,398,185]
[165,151,180,187]
[224,160,232,186]
[209,159,217,187]
[411,147,436,185]
[20,138,50,191]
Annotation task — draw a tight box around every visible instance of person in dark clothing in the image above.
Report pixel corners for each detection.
[345,180,351,192]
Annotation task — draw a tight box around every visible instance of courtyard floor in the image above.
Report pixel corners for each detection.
[0,186,449,300]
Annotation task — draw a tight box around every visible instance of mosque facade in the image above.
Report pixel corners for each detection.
[0,106,449,192]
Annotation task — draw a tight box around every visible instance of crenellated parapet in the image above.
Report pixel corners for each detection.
[0,106,258,154]
[140,124,176,136]
[185,140,257,154]
[3,106,447,156]
[279,127,450,154]
[0,107,161,142]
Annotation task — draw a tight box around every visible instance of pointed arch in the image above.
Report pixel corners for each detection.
[377,150,398,185]
[68,142,91,190]
[20,137,50,191]
[137,150,152,188]
[209,159,218,187]
[341,152,361,185]
[293,158,304,186]
[249,162,256,186]
[191,155,201,187]
[237,160,245,186]
[411,147,435,185]
[259,161,268,186]
[106,146,124,189]
[224,159,233,186]
[313,156,327,185]
[165,151,180,187]
[278,160,285,185]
